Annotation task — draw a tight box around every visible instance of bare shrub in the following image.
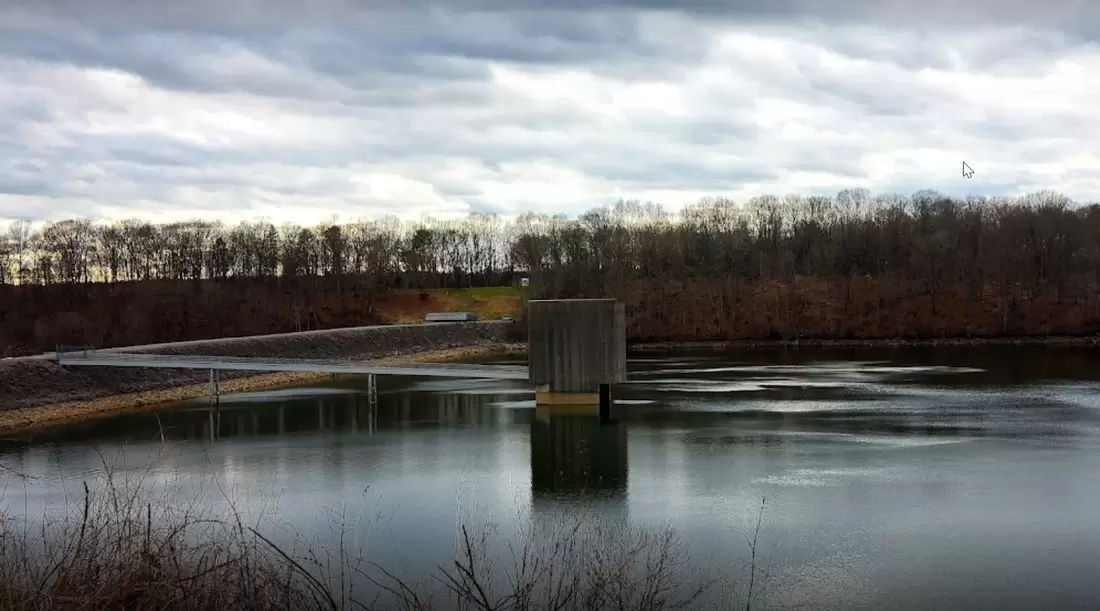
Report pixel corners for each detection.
[0,471,318,610]
[366,515,710,611]
[1,468,725,610]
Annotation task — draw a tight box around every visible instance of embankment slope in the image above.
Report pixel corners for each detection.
[0,321,512,414]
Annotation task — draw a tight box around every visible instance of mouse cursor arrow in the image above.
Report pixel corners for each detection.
[962,161,975,179]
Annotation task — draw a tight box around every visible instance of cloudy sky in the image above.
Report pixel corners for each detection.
[1,0,1099,224]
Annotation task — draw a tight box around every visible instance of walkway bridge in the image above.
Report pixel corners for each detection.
[54,350,528,379]
[53,347,528,408]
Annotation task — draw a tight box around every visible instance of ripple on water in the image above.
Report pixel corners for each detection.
[753,466,916,487]
[635,362,985,378]
[629,378,849,393]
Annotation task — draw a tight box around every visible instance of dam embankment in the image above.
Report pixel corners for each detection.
[0,322,512,415]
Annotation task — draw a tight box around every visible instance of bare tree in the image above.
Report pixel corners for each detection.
[7,219,32,284]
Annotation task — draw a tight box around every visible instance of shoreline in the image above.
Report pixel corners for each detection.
[7,333,1100,437]
[630,334,1100,352]
[0,343,525,437]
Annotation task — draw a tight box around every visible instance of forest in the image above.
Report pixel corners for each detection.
[3,188,1100,355]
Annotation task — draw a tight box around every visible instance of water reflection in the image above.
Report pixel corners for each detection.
[202,394,382,439]
[45,381,524,443]
[74,387,633,507]
[9,347,1100,610]
[530,407,628,497]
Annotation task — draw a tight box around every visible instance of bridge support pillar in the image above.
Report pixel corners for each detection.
[208,369,220,407]
[367,373,378,407]
[599,383,612,424]
[528,299,626,410]
[207,369,221,441]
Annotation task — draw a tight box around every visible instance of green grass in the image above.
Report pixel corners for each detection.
[428,286,524,298]
[417,286,525,319]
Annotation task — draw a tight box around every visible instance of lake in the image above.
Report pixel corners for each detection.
[4,346,1100,609]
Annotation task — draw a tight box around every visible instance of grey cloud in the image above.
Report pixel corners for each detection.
[15,0,1100,32]
[2,0,1099,222]
[601,163,779,189]
[0,180,52,196]
[462,198,513,215]
[0,26,489,104]
[2,7,689,72]
[9,160,46,174]
[678,119,759,147]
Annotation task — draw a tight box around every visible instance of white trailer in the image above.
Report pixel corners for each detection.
[424,312,479,322]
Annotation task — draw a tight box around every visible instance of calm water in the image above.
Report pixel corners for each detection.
[5,347,1100,609]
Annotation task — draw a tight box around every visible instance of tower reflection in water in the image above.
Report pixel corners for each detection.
[529,404,628,506]
[33,378,631,516]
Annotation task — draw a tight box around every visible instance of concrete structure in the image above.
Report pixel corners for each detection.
[527,299,626,406]
[424,312,479,322]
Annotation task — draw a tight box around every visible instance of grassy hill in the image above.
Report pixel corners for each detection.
[373,286,525,323]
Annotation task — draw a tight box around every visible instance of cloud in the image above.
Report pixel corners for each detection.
[1,0,1099,224]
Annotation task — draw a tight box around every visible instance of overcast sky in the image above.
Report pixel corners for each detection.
[2,0,1099,224]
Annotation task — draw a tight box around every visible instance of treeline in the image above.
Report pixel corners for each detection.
[4,188,1100,352]
[2,189,1097,296]
[0,214,513,289]
[516,189,1100,300]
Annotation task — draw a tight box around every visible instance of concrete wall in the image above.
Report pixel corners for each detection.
[527,299,626,393]
[1,321,510,411]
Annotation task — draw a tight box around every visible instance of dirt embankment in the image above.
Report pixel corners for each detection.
[0,280,525,358]
[0,322,518,435]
